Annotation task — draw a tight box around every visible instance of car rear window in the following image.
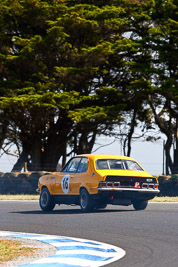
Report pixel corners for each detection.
[96,159,144,171]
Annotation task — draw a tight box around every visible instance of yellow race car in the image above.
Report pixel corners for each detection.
[37,154,159,212]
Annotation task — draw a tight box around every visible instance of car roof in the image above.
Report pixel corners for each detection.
[76,154,136,161]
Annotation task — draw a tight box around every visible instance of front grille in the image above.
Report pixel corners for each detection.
[105,176,157,187]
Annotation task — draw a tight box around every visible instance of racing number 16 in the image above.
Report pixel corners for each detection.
[63,176,69,190]
[61,174,70,194]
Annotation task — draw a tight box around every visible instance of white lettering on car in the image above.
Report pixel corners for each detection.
[61,174,70,194]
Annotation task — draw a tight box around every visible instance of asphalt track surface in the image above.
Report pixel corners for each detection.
[0,201,178,267]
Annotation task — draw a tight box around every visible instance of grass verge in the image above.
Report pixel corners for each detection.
[150,196,178,202]
[0,194,39,200]
[0,239,35,263]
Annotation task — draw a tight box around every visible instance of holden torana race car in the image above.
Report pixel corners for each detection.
[37,154,160,212]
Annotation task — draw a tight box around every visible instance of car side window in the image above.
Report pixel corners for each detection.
[77,157,88,173]
[62,157,81,173]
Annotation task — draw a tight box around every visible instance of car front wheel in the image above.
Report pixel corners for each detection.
[132,200,148,211]
[40,188,55,212]
[80,188,94,212]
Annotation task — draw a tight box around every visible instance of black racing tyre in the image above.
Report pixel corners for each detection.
[133,200,148,211]
[39,188,55,212]
[80,188,94,212]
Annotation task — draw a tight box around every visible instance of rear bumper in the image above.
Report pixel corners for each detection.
[98,187,160,194]
[97,187,160,202]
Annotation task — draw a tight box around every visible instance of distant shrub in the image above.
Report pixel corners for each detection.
[17,173,30,180]
[3,172,17,178]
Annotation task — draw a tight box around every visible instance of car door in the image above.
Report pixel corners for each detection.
[54,157,82,195]
[69,157,89,194]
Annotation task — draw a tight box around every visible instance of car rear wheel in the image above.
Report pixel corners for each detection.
[40,188,55,211]
[80,188,94,212]
[132,200,148,211]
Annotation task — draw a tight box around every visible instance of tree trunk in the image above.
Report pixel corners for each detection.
[11,150,28,172]
[0,116,8,150]
[164,136,173,175]
[74,129,97,155]
[31,136,42,171]
[127,109,137,157]
[172,117,178,174]
[43,129,70,171]
[149,98,174,174]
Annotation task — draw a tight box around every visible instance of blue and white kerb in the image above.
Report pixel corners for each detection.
[0,231,126,267]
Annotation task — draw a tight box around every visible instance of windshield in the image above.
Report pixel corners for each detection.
[96,159,144,171]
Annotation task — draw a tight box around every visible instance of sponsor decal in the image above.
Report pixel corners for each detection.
[45,176,55,181]
[134,182,141,188]
[50,177,56,180]
[146,178,153,182]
